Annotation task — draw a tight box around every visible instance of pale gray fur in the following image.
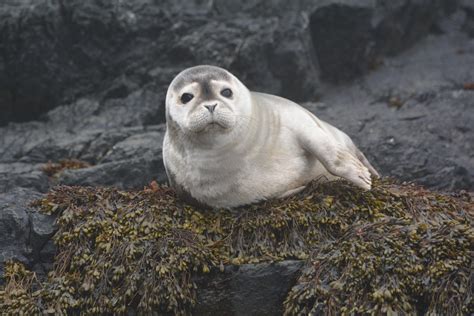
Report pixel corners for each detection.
[163,65,379,208]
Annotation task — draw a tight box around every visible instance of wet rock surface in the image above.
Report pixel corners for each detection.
[310,32,474,191]
[0,188,49,280]
[0,0,460,125]
[0,0,473,313]
[194,260,304,315]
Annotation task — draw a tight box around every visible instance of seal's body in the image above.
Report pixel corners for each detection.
[163,65,378,208]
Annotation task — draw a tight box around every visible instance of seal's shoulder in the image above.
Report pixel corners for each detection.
[250,91,316,128]
[250,91,302,110]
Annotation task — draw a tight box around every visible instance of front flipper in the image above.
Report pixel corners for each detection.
[354,147,380,179]
[299,129,373,190]
[331,145,372,190]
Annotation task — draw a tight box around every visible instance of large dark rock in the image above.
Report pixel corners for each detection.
[195,260,304,315]
[0,188,54,283]
[1,0,456,125]
[0,0,174,126]
[309,0,455,82]
[0,163,49,193]
[461,0,474,36]
[307,31,474,191]
[0,0,318,125]
[59,127,167,188]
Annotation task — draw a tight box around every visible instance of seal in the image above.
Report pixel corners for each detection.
[163,65,379,208]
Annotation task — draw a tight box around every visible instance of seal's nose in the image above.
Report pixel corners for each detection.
[204,104,217,113]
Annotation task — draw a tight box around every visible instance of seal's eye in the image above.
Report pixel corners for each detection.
[220,88,233,98]
[180,93,194,104]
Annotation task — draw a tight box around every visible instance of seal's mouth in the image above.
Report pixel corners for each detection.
[187,110,235,134]
[200,121,227,132]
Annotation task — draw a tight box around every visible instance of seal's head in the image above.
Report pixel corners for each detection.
[166,65,251,140]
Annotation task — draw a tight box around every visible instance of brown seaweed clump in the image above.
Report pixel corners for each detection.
[41,159,91,177]
[0,179,472,315]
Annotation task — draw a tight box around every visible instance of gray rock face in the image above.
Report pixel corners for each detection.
[0,163,49,193]
[0,0,458,125]
[0,0,473,313]
[461,0,474,36]
[59,130,167,189]
[309,32,474,191]
[0,188,52,281]
[195,260,304,315]
[309,0,452,82]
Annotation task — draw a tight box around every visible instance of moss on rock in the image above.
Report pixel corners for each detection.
[0,179,472,314]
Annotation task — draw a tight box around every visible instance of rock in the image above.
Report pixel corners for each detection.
[58,127,166,189]
[173,12,320,102]
[100,129,165,163]
[461,0,474,36]
[306,32,474,191]
[44,85,165,131]
[194,260,304,316]
[28,211,56,261]
[0,0,65,125]
[59,156,166,189]
[0,188,48,283]
[309,0,452,82]
[0,0,175,126]
[78,127,159,164]
[2,0,455,125]
[0,121,167,192]
[0,163,49,193]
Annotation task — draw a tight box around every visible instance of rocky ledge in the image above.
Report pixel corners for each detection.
[0,0,473,314]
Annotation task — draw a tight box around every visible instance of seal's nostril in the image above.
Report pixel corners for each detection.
[204,104,217,113]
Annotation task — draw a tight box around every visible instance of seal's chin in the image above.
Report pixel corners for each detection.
[187,114,236,134]
[197,120,230,133]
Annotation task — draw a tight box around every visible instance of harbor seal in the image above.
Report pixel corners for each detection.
[163,65,379,208]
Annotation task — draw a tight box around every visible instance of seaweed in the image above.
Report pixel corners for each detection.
[0,179,472,315]
[42,159,91,177]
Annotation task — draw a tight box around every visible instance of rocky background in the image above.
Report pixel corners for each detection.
[1,0,473,313]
